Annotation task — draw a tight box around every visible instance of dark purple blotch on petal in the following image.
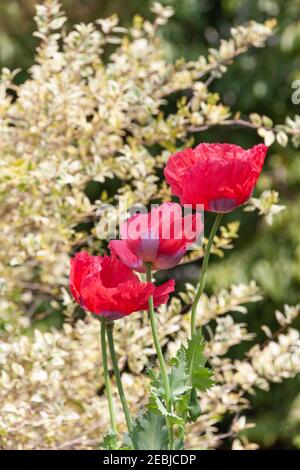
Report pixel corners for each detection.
[95,311,124,321]
[209,198,237,213]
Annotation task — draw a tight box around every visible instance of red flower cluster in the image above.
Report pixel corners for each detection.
[70,142,268,320]
[164,143,268,213]
[70,252,174,320]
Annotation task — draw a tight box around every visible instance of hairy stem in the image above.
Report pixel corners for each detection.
[145,263,174,450]
[191,213,223,336]
[100,317,117,435]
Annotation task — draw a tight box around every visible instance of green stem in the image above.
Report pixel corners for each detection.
[106,321,134,439]
[100,317,117,435]
[191,213,223,336]
[145,263,174,450]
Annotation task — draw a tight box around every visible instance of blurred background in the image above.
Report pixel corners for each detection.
[2,0,300,449]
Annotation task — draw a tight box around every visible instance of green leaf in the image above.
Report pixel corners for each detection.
[99,430,118,450]
[173,388,190,417]
[148,345,191,425]
[145,331,213,438]
[186,329,213,391]
[168,345,191,398]
[186,329,206,369]
[121,432,134,450]
[193,367,213,391]
[148,368,164,396]
[188,387,201,421]
[132,411,169,450]
[149,388,167,414]
[149,387,184,426]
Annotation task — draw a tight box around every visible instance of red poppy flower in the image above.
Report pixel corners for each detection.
[109,202,203,272]
[70,252,175,320]
[164,143,268,213]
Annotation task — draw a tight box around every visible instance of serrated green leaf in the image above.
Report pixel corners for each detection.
[148,367,164,396]
[99,430,118,450]
[168,413,184,426]
[132,411,169,450]
[146,331,212,440]
[121,432,134,450]
[149,387,167,414]
[186,330,205,369]
[148,346,191,403]
[168,346,190,398]
[187,329,213,392]
[189,387,201,421]
[149,387,184,426]
[193,367,213,391]
[174,387,190,417]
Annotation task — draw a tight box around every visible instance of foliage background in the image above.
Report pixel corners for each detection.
[1,0,300,450]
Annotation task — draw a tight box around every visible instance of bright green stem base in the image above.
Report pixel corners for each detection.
[100,317,117,434]
[191,213,223,336]
[145,263,174,450]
